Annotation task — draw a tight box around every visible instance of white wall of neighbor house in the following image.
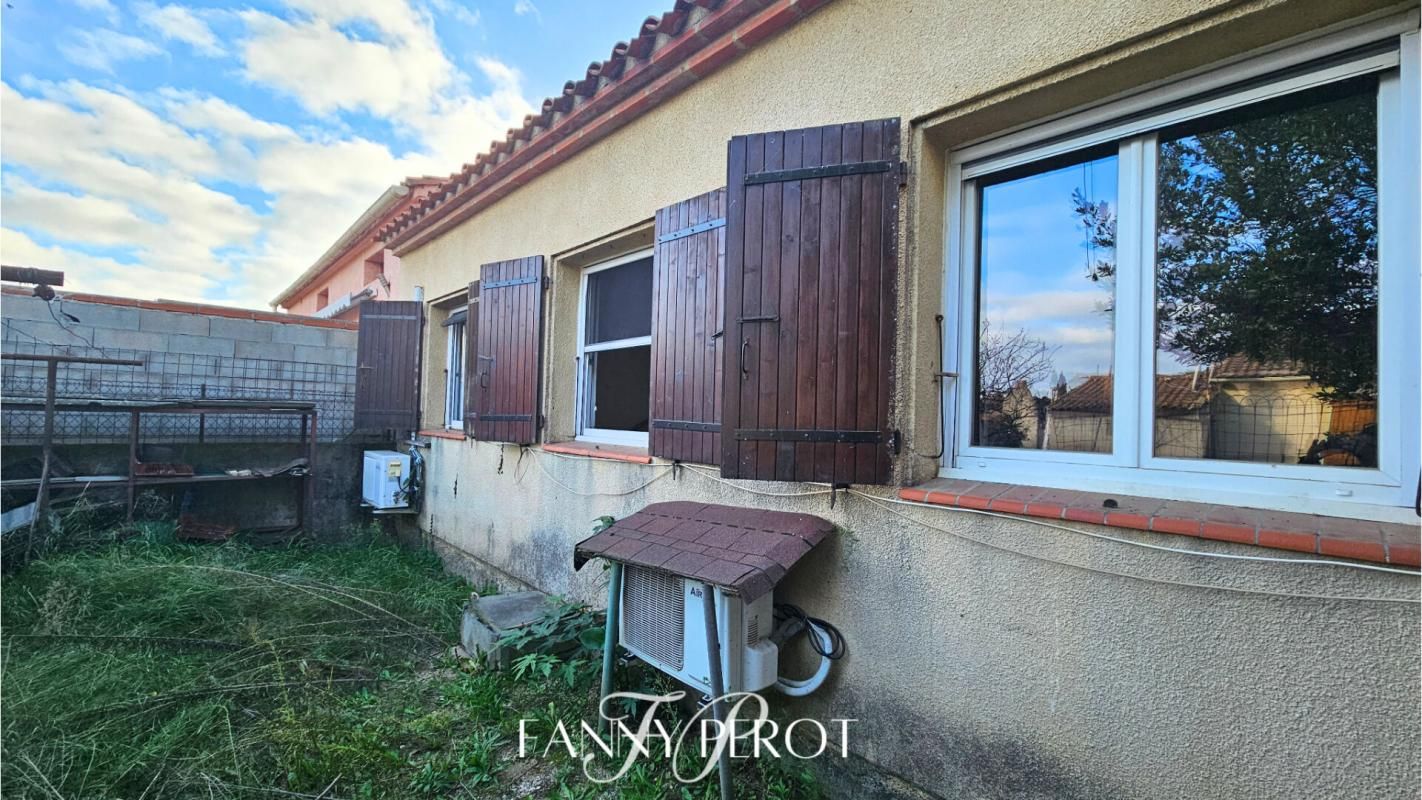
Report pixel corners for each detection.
[393,1,1420,798]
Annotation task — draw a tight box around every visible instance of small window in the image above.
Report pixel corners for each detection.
[949,42,1418,513]
[576,251,653,447]
[444,313,465,429]
[316,288,330,309]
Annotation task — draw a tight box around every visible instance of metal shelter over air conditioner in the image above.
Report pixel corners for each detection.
[574,502,841,799]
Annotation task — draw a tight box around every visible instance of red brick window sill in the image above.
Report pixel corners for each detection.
[543,441,653,464]
[418,429,466,441]
[899,478,1419,568]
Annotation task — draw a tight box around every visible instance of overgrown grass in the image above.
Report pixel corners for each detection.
[1,525,821,799]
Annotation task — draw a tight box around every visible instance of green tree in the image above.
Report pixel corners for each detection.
[1075,83,1379,400]
[1155,85,1378,400]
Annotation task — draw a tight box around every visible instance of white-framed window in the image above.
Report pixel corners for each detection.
[575,249,655,447]
[943,20,1420,520]
[444,311,466,429]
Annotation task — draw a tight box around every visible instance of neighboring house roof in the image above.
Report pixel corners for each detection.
[270,177,444,309]
[1211,355,1305,380]
[1050,373,1209,415]
[376,0,831,252]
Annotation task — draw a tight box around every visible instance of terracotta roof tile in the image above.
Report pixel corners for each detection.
[574,501,834,600]
[1051,373,1208,416]
[1211,355,1305,380]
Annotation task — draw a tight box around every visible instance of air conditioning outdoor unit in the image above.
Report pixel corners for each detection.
[619,565,778,696]
[362,450,411,509]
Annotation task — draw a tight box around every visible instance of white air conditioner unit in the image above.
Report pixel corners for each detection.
[362,450,411,509]
[619,565,778,696]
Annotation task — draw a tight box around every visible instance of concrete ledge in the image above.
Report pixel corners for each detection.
[543,440,652,464]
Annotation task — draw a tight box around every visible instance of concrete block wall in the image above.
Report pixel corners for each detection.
[1,291,360,441]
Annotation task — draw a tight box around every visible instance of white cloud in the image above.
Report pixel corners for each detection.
[985,289,1108,326]
[426,0,481,28]
[238,2,455,118]
[513,0,541,21]
[160,90,297,143]
[136,3,225,56]
[70,0,119,24]
[0,0,536,307]
[58,29,164,73]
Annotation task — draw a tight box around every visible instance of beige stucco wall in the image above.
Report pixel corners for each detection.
[392,1,1420,797]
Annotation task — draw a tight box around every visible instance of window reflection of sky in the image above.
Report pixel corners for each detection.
[979,156,1117,392]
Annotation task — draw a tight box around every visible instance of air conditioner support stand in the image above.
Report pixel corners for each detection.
[598,561,624,736]
[701,581,734,800]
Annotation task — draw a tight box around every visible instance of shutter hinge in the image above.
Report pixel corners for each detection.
[897,160,909,187]
[542,275,551,290]
[538,414,546,430]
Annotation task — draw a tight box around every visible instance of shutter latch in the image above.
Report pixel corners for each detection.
[887,429,902,456]
[897,160,909,187]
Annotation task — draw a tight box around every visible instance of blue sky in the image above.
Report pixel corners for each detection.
[978,155,1117,391]
[0,0,663,306]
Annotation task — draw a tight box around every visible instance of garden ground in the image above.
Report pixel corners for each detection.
[0,515,821,799]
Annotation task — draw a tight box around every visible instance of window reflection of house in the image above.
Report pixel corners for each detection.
[975,381,1044,449]
[1207,356,1376,466]
[1047,374,1210,455]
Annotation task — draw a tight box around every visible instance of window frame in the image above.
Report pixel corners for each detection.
[573,248,655,448]
[942,25,1420,520]
[444,317,465,430]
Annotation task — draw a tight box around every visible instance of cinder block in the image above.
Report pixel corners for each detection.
[234,340,296,361]
[139,308,209,337]
[0,295,62,322]
[55,301,141,331]
[292,343,355,367]
[327,329,358,349]
[210,316,274,343]
[0,317,97,348]
[271,323,330,348]
[102,329,170,352]
[168,333,235,357]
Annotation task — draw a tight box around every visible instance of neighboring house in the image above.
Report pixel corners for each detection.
[271,178,443,320]
[341,3,1421,798]
[1207,355,1377,465]
[1047,373,1210,457]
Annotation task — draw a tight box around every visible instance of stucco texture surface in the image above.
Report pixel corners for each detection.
[419,438,1418,800]
[394,0,1420,796]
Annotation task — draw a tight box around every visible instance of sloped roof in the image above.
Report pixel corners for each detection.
[1211,355,1306,380]
[377,0,830,250]
[574,501,833,601]
[1050,373,1209,415]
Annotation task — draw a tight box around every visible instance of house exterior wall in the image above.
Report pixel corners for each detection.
[282,242,398,321]
[392,1,1419,797]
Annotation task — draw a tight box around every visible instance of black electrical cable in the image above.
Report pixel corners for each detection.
[774,604,846,661]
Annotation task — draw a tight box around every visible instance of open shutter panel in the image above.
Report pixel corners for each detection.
[650,188,727,464]
[354,300,422,432]
[461,281,480,436]
[722,118,901,484]
[470,256,544,444]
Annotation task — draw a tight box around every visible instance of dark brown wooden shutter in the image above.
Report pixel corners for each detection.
[722,118,901,484]
[354,300,422,432]
[650,188,727,464]
[462,281,479,436]
[469,256,544,444]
